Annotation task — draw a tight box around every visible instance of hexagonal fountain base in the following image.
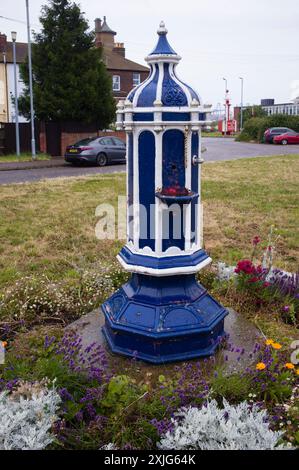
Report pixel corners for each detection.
[102,273,229,364]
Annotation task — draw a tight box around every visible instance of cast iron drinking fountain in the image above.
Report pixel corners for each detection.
[102,22,229,363]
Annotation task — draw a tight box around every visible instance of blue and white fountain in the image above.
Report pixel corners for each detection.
[102,22,228,363]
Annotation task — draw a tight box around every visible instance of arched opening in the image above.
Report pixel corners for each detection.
[138,130,155,250]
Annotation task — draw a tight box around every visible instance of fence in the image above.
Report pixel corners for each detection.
[40,121,125,156]
[0,121,126,157]
[0,122,40,155]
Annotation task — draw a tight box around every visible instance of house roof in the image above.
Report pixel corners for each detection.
[104,49,148,72]
[2,42,28,64]
[100,17,116,35]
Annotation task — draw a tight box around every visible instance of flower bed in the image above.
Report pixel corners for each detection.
[215,232,298,326]
[0,328,298,450]
[0,230,298,450]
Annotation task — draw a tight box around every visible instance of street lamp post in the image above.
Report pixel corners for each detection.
[25,0,36,160]
[239,77,244,131]
[11,31,20,158]
[222,77,227,136]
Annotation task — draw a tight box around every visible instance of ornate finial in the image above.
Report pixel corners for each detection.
[157,21,167,35]
[103,15,106,22]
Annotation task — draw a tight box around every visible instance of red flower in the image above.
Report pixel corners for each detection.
[161,186,189,196]
[235,259,256,275]
[263,282,271,287]
[252,236,261,245]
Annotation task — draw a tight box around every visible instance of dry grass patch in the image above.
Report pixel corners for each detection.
[202,154,299,269]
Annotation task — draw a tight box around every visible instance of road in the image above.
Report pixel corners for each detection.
[203,137,299,161]
[0,138,298,185]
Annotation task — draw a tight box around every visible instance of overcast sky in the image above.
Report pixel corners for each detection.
[1,0,299,107]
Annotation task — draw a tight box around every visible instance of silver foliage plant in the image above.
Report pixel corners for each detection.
[158,399,290,450]
[0,381,61,450]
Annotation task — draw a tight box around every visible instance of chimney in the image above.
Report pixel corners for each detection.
[113,42,125,57]
[95,18,102,47]
[95,18,102,33]
[0,33,7,53]
[94,16,116,50]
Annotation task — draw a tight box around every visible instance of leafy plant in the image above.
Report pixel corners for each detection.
[101,375,146,412]
[158,399,291,450]
[0,381,61,450]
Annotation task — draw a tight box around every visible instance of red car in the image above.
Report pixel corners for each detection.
[273,131,299,145]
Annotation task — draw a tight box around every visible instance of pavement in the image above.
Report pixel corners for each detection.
[0,156,65,172]
[0,138,297,185]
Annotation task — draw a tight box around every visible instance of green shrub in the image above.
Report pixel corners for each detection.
[237,115,299,142]
[235,131,252,142]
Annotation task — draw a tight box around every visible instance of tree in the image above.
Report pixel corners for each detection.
[19,0,115,127]
[238,105,266,128]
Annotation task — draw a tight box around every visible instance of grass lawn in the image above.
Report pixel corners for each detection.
[202,131,236,137]
[0,152,50,163]
[0,154,298,289]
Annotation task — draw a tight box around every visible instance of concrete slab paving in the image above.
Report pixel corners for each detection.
[66,307,262,376]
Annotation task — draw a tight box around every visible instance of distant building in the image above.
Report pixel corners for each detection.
[94,17,149,100]
[0,18,149,124]
[260,97,299,116]
[0,33,28,123]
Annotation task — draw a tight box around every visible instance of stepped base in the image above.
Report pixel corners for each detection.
[102,273,229,364]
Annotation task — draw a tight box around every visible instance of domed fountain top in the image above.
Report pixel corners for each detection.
[127,21,201,108]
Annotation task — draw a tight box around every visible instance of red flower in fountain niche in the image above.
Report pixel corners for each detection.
[160,185,189,196]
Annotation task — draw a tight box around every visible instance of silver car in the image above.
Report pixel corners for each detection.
[65,136,126,166]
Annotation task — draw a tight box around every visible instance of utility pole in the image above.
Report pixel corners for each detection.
[239,77,244,131]
[25,0,36,159]
[11,31,20,158]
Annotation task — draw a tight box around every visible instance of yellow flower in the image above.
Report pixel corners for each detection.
[265,339,274,346]
[285,363,295,369]
[272,342,282,350]
[296,369,299,376]
[256,362,266,370]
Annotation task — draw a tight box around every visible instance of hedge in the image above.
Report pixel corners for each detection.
[237,115,299,142]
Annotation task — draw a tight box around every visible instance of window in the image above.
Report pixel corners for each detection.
[133,73,141,87]
[74,138,95,146]
[112,137,125,147]
[100,138,115,146]
[112,75,120,92]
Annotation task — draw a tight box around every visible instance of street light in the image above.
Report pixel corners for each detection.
[223,77,227,136]
[25,0,36,160]
[11,31,20,158]
[239,77,244,131]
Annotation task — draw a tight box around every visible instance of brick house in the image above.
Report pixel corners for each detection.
[94,17,149,100]
[0,33,28,123]
[1,18,149,154]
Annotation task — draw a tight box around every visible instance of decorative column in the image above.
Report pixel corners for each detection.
[102,22,228,363]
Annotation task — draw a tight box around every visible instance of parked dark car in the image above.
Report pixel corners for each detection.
[273,131,299,145]
[264,127,295,143]
[65,136,126,166]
